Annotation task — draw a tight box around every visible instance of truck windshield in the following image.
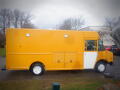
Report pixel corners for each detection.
[98,40,105,51]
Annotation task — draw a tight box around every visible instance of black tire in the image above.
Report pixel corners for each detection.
[95,61,107,73]
[30,63,45,76]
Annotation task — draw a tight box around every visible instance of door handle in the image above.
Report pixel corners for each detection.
[57,60,60,63]
[70,60,72,63]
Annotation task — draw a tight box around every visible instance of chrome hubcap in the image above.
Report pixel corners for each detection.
[33,66,42,75]
[98,64,105,72]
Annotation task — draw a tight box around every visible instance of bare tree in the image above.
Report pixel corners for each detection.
[111,17,120,48]
[0,32,5,47]
[0,8,13,34]
[98,31,105,40]
[13,9,33,28]
[22,22,35,28]
[13,9,21,28]
[0,9,34,32]
[13,10,31,28]
[112,28,120,48]
[104,17,117,31]
[104,16,120,47]
[59,17,85,30]
[20,12,33,28]
[0,8,34,47]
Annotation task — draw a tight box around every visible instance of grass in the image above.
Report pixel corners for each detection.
[62,81,104,90]
[0,72,119,90]
[0,48,5,56]
[0,79,105,90]
[0,69,119,90]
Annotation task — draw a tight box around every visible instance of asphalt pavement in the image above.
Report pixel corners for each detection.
[105,56,120,79]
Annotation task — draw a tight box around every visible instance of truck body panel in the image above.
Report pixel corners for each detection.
[6,28,113,71]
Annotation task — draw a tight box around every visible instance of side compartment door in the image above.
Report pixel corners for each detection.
[84,40,98,69]
[65,53,76,69]
[65,52,83,69]
[52,52,64,69]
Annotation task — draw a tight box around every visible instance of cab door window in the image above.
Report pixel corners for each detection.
[98,40,105,51]
[85,40,97,51]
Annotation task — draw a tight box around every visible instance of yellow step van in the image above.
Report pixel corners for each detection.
[6,28,113,75]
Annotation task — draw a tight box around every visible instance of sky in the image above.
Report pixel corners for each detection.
[1,0,120,29]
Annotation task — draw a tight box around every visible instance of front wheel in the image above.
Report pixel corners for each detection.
[30,63,45,76]
[95,62,107,73]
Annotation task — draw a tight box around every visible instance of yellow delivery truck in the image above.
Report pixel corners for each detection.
[6,28,113,75]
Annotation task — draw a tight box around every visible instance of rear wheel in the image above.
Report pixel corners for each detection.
[30,63,44,75]
[95,61,107,73]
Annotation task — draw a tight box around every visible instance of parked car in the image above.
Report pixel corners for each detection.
[104,45,120,55]
[104,46,112,51]
[111,45,120,56]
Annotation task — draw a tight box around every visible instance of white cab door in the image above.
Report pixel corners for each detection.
[84,52,97,69]
[84,40,98,69]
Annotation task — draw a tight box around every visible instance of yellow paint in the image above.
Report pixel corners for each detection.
[6,28,113,70]
[97,50,113,63]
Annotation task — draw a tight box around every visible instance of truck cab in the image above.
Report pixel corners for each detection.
[95,40,113,72]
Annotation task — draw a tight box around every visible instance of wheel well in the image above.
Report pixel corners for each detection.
[96,60,108,64]
[29,61,45,70]
[109,62,113,65]
[94,60,108,68]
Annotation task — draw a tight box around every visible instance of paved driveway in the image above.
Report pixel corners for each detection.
[105,56,120,79]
